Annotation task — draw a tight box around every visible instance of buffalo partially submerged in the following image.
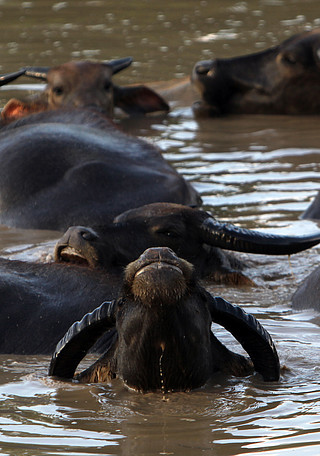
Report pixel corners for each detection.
[49,247,280,392]
[192,29,320,116]
[0,110,199,231]
[1,58,169,121]
[55,202,320,284]
[2,202,320,355]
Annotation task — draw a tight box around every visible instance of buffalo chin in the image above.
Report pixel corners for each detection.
[124,248,195,306]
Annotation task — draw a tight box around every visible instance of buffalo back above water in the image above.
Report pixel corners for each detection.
[0,109,200,231]
[0,257,122,354]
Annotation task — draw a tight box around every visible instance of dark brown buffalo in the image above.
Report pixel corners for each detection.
[55,202,320,284]
[49,247,280,392]
[1,58,169,122]
[0,110,199,231]
[192,29,320,116]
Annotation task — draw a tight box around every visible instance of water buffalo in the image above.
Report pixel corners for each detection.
[1,58,169,122]
[192,29,320,116]
[0,109,199,231]
[49,247,280,392]
[1,202,320,355]
[55,202,320,284]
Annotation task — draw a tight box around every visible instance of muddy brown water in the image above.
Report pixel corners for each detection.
[1,1,320,455]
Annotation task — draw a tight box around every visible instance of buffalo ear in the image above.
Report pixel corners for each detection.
[206,293,280,381]
[1,98,47,122]
[113,85,170,115]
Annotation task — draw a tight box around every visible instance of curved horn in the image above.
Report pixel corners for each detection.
[206,293,280,381]
[49,300,117,379]
[200,216,320,255]
[0,69,26,86]
[105,57,133,75]
[23,66,50,81]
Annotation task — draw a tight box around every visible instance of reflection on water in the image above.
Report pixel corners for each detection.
[1,0,320,454]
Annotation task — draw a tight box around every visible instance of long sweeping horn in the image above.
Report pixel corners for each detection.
[23,67,49,81]
[200,215,320,255]
[0,69,26,86]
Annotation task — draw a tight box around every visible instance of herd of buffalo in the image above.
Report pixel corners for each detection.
[1,29,320,393]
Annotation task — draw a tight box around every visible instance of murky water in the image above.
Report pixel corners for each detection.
[1,1,320,455]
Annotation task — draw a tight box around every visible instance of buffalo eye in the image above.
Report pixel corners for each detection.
[52,85,64,96]
[282,52,297,65]
[155,229,179,238]
[103,80,112,91]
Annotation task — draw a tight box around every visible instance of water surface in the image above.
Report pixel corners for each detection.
[0,1,320,455]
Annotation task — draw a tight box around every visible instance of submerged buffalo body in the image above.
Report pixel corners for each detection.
[49,247,280,392]
[0,110,199,231]
[192,29,320,116]
[1,58,169,122]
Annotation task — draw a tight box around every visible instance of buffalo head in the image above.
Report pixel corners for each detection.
[192,29,320,116]
[1,58,169,121]
[54,202,320,284]
[49,247,280,392]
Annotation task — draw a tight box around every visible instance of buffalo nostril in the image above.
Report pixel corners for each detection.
[194,60,213,75]
[80,229,98,241]
[196,65,209,75]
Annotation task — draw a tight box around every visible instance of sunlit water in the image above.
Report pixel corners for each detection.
[1,1,320,455]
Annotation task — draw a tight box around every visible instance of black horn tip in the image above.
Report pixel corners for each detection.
[106,57,133,75]
[0,69,26,86]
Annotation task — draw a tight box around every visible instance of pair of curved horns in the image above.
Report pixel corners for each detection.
[200,215,320,255]
[22,57,133,81]
[49,294,280,383]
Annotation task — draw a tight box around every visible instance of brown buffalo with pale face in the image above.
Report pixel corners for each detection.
[49,247,280,392]
[192,29,320,116]
[1,58,169,122]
